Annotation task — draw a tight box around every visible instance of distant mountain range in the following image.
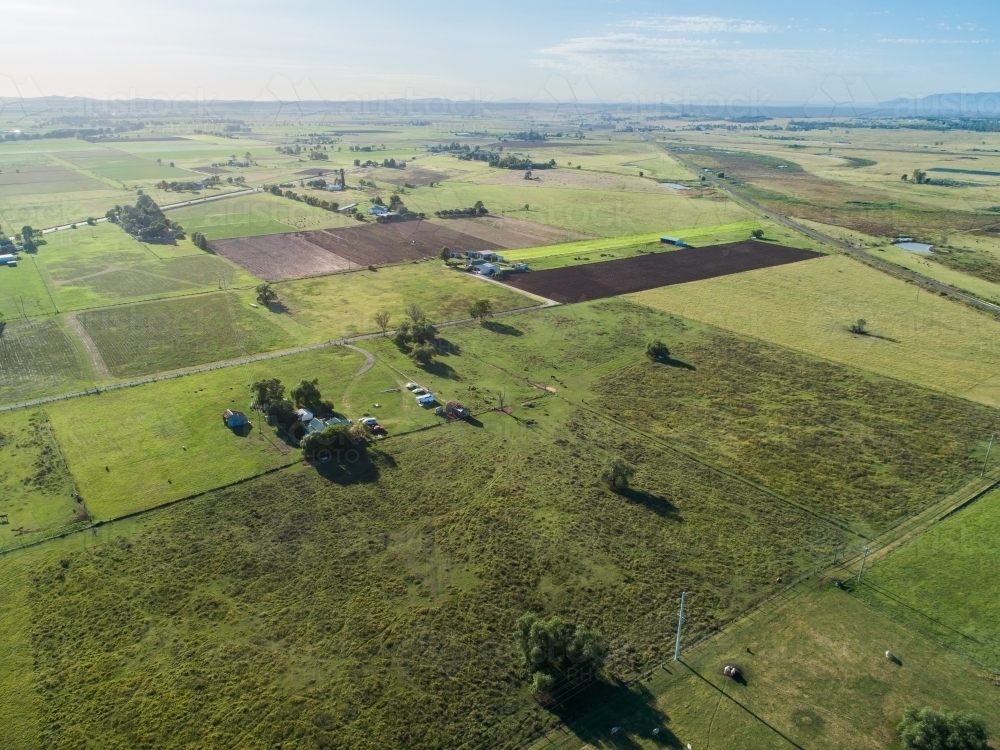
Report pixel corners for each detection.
[2,93,999,122]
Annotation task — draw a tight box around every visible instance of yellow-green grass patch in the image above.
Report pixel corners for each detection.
[630,254,1000,407]
[77,292,294,379]
[0,410,86,550]
[167,191,355,240]
[273,263,536,340]
[30,223,260,312]
[0,317,89,405]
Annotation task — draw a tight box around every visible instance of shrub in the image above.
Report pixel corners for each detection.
[849,318,868,335]
[645,340,670,361]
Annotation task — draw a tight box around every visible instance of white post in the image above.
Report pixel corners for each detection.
[857,547,870,584]
[982,433,995,477]
[674,592,686,661]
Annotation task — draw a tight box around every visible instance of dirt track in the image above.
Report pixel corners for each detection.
[499,241,824,302]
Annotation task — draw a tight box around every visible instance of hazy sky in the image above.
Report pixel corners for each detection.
[1,0,997,105]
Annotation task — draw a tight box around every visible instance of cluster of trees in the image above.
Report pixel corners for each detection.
[276,145,301,155]
[457,148,556,170]
[309,151,329,161]
[505,130,548,141]
[349,145,383,152]
[226,175,247,186]
[428,142,468,153]
[353,158,405,169]
[898,706,988,750]
[902,169,929,183]
[388,304,438,365]
[434,200,487,218]
[2,121,144,142]
[155,176,220,192]
[265,185,340,212]
[106,194,183,240]
[15,226,37,253]
[190,232,209,250]
[514,612,605,700]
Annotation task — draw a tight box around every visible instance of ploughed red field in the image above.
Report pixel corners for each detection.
[499,241,824,302]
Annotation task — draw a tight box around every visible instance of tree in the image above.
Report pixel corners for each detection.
[373,195,385,206]
[849,318,868,335]
[388,194,405,212]
[645,340,670,361]
[470,299,494,322]
[411,342,435,366]
[912,169,928,184]
[410,319,437,344]
[750,228,764,239]
[349,421,371,443]
[392,320,412,348]
[256,282,278,308]
[291,379,324,411]
[405,303,425,323]
[266,398,296,426]
[440,247,452,262]
[374,311,391,337]
[898,707,988,750]
[514,612,605,698]
[250,378,285,409]
[21,226,34,242]
[496,390,507,411]
[473,200,487,215]
[602,458,636,492]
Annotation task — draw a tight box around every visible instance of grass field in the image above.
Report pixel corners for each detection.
[166,191,355,239]
[48,345,374,519]
[0,317,89,404]
[77,292,294,378]
[273,262,537,339]
[533,582,1000,750]
[0,401,850,750]
[630,253,1000,407]
[856,486,1000,670]
[0,410,85,550]
[32,222,260,312]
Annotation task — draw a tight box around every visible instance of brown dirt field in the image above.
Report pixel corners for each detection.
[500,241,824,302]
[208,233,353,282]
[192,166,230,174]
[431,215,590,249]
[301,220,502,266]
[295,168,337,176]
[356,166,452,187]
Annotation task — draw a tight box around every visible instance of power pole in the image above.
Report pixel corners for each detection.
[982,433,995,477]
[674,592,686,661]
[856,547,870,584]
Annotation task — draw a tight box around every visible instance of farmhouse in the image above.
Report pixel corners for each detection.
[296,408,314,422]
[477,262,501,276]
[326,184,344,192]
[465,250,500,261]
[222,409,249,428]
[368,205,390,216]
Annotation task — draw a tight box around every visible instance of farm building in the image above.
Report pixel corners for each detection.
[368,205,389,216]
[326,184,344,192]
[0,254,18,266]
[222,410,249,428]
[476,263,501,276]
[465,250,500,261]
[338,203,358,213]
[306,416,352,434]
[660,236,687,246]
[296,408,314,423]
[448,250,465,259]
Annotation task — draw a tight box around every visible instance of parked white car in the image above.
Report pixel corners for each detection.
[405,382,419,390]
[359,417,378,426]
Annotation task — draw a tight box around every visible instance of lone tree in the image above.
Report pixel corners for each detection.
[374,311,391,337]
[645,340,670,361]
[250,378,284,410]
[898,707,988,750]
[256,282,278,308]
[405,303,425,323]
[514,613,605,700]
[440,246,452,262]
[602,458,636,493]
[470,299,494,322]
[750,228,765,239]
[849,318,868,335]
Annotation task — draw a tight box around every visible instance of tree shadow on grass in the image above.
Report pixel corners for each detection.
[621,489,681,519]
[313,446,382,486]
[266,301,290,314]
[482,320,524,336]
[419,360,460,380]
[656,357,695,371]
[552,678,682,748]
[0,321,5,338]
